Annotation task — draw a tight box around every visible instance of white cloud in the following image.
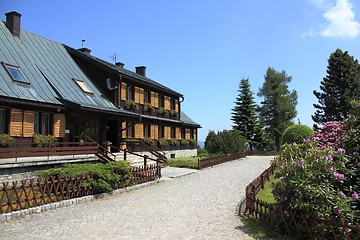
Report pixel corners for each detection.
[321,0,360,38]
[303,0,360,39]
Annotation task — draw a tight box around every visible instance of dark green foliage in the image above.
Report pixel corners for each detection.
[312,49,360,128]
[282,124,313,145]
[231,78,262,151]
[197,148,208,158]
[204,129,246,154]
[37,161,131,193]
[258,67,298,151]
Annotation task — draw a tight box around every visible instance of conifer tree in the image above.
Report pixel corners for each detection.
[231,78,260,151]
[312,49,360,128]
[258,67,298,151]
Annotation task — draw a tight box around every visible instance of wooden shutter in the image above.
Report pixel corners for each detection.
[23,110,34,137]
[152,125,158,139]
[194,130,197,140]
[164,96,170,110]
[121,83,127,101]
[164,126,170,140]
[121,121,127,138]
[175,99,179,112]
[186,128,190,140]
[135,87,140,103]
[135,123,143,138]
[53,113,66,138]
[177,127,181,140]
[10,109,23,136]
[152,92,158,108]
[139,88,144,104]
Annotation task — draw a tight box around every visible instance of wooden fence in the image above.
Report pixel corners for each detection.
[198,152,247,169]
[0,164,161,214]
[244,166,360,239]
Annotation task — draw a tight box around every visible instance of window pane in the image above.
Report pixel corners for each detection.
[44,113,50,135]
[4,64,30,84]
[0,109,5,134]
[74,79,92,94]
[34,112,40,134]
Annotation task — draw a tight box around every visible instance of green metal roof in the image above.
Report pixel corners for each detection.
[180,111,201,127]
[65,46,183,97]
[0,20,137,116]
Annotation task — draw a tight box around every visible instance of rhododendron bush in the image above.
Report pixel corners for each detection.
[272,119,359,226]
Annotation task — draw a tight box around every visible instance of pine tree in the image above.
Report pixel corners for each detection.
[312,49,360,127]
[258,67,298,151]
[231,78,260,151]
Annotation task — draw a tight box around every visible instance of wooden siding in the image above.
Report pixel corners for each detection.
[53,113,66,138]
[121,83,126,101]
[23,111,34,137]
[10,109,23,137]
[135,123,143,138]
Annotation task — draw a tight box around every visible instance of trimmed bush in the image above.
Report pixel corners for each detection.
[36,161,131,192]
[281,124,313,145]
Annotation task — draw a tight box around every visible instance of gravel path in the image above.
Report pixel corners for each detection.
[0,156,274,240]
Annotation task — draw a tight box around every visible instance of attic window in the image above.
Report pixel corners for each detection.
[2,62,30,84]
[73,78,93,94]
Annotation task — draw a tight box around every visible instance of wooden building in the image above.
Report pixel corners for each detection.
[0,11,201,160]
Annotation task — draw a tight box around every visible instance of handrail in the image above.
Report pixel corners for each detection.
[110,144,161,163]
[84,136,116,162]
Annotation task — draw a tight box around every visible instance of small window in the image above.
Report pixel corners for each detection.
[2,62,30,84]
[126,85,135,101]
[190,129,195,139]
[73,78,93,94]
[158,125,164,139]
[171,127,176,138]
[126,122,135,138]
[143,124,151,138]
[144,90,151,104]
[34,112,52,135]
[181,128,186,139]
[158,95,164,108]
[170,98,176,110]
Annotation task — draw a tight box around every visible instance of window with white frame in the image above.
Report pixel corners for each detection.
[73,78,93,94]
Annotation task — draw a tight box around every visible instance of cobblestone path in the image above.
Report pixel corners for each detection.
[0,156,273,240]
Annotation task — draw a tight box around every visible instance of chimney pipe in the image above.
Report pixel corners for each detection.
[136,66,146,77]
[5,11,21,37]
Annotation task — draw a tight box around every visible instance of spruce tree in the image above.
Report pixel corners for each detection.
[312,49,360,127]
[258,67,298,151]
[231,78,260,151]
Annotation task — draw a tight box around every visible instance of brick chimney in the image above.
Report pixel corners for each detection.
[78,48,91,56]
[115,62,124,69]
[136,66,146,77]
[5,11,21,37]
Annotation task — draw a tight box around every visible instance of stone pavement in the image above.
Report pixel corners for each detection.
[0,156,274,240]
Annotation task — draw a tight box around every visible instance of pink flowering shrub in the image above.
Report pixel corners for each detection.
[272,140,357,225]
[311,121,345,149]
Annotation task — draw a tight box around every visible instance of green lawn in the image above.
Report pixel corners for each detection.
[166,157,199,169]
[256,175,277,204]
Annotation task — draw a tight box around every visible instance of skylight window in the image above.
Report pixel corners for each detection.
[73,78,93,94]
[2,62,30,84]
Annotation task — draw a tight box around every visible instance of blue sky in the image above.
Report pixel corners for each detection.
[2,0,360,141]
